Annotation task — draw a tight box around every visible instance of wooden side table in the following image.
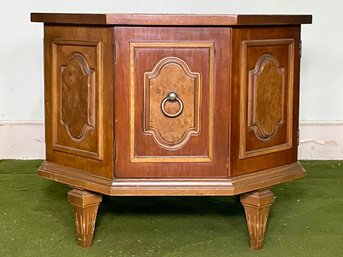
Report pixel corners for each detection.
[31,13,312,249]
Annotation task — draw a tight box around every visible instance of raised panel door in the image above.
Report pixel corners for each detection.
[114,27,230,178]
[231,26,301,176]
[44,26,114,177]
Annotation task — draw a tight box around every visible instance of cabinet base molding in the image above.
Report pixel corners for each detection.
[39,161,304,196]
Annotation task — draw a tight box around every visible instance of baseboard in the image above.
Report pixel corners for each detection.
[0,121,342,160]
[0,121,45,159]
[298,121,343,160]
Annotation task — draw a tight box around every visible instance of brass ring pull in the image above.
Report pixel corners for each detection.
[161,92,184,118]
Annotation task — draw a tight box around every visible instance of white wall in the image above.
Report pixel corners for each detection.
[0,0,342,159]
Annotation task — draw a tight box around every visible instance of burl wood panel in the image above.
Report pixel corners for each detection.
[52,39,100,159]
[130,42,214,163]
[44,26,114,178]
[231,26,300,176]
[60,52,96,142]
[240,39,294,159]
[248,54,285,140]
[144,56,201,150]
[114,28,230,177]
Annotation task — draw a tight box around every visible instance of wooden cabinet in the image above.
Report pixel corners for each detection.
[31,13,311,249]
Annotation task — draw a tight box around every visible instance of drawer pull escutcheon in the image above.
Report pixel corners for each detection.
[161,92,184,118]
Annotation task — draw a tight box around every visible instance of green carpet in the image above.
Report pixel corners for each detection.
[0,160,342,257]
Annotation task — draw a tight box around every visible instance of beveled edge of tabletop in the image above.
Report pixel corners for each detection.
[31,13,312,26]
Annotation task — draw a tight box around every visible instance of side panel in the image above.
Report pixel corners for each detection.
[231,26,301,176]
[114,27,230,178]
[44,26,114,178]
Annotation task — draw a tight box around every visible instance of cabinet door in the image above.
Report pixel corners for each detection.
[44,26,114,178]
[231,26,301,176]
[114,27,230,178]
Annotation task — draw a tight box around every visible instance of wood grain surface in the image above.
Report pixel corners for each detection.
[31,13,312,26]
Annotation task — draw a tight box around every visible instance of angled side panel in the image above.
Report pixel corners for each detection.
[43,26,114,178]
[230,26,301,176]
[240,39,294,159]
[51,39,103,160]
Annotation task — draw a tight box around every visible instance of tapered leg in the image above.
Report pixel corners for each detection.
[67,189,102,248]
[240,189,275,250]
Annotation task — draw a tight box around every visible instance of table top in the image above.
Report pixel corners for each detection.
[31,13,312,26]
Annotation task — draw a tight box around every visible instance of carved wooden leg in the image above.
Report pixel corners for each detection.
[240,189,274,250]
[67,189,102,248]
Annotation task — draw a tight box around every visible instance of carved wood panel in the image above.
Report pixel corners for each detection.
[144,57,201,150]
[60,52,96,141]
[240,39,294,159]
[248,54,285,141]
[129,41,215,163]
[51,39,103,160]
[114,27,230,177]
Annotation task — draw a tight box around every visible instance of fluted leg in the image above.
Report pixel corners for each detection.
[240,189,274,249]
[67,189,102,248]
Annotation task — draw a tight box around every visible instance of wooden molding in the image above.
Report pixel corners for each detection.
[31,13,312,26]
[39,161,305,196]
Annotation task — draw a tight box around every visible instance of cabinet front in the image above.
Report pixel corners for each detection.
[114,27,230,178]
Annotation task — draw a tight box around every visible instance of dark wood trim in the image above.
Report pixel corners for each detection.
[236,15,312,25]
[31,13,312,26]
[38,161,305,196]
